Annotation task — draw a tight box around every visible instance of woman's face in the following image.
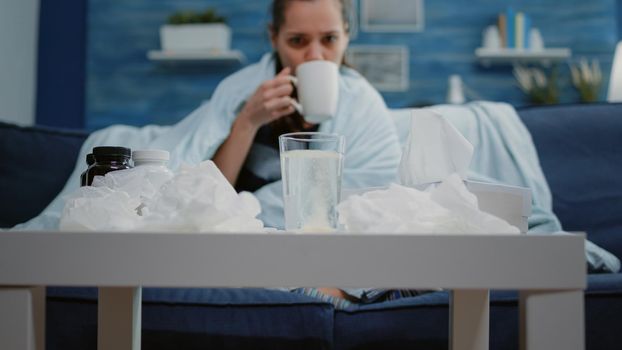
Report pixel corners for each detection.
[271,0,349,73]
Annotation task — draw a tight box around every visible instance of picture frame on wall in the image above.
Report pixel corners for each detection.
[360,0,424,32]
[346,45,409,91]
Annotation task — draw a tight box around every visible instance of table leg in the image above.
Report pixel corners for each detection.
[31,287,45,350]
[450,289,490,350]
[0,287,45,350]
[519,290,584,350]
[98,287,142,350]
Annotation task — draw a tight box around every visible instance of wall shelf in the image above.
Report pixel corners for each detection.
[147,50,246,65]
[475,48,571,67]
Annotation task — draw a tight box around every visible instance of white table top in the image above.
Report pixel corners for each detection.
[0,231,586,290]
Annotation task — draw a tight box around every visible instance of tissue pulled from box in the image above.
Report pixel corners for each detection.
[337,174,519,234]
[60,160,264,232]
[399,109,474,186]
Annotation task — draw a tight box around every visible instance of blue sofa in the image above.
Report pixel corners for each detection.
[1,103,622,349]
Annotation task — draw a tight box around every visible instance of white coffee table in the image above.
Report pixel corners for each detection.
[0,231,586,350]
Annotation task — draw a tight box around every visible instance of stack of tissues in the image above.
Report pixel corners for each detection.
[59,161,264,233]
[337,174,519,234]
[338,109,520,234]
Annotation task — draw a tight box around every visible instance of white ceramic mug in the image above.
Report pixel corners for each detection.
[287,60,339,124]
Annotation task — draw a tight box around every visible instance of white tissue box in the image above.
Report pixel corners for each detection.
[464,180,531,233]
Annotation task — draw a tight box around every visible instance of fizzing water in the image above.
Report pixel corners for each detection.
[281,149,343,232]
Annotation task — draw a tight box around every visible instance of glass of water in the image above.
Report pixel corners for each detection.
[279,132,345,233]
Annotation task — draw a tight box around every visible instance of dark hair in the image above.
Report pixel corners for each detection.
[270,0,351,35]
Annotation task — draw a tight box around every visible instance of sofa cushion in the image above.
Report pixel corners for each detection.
[47,272,622,350]
[0,122,87,228]
[46,287,334,350]
[518,103,622,259]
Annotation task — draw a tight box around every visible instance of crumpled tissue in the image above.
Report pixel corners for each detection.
[91,164,174,213]
[337,173,519,234]
[60,160,264,233]
[59,186,142,231]
[139,161,263,232]
[398,109,474,186]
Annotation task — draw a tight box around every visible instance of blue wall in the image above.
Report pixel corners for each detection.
[85,0,618,130]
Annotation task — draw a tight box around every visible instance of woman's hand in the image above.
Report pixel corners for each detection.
[237,67,296,130]
[213,67,295,185]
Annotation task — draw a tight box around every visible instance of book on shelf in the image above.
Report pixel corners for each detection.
[516,11,524,49]
[506,7,515,48]
[497,13,507,48]
[494,9,534,50]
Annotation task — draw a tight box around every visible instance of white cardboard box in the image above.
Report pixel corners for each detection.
[465,180,531,233]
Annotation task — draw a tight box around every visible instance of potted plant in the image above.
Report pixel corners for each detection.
[513,64,560,105]
[569,58,602,103]
[160,8,231,52]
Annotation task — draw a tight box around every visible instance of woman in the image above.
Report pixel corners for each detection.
[214,0,354,188]
[208,0,402,305]
[187,0,400,230]
[212,0,401,194]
